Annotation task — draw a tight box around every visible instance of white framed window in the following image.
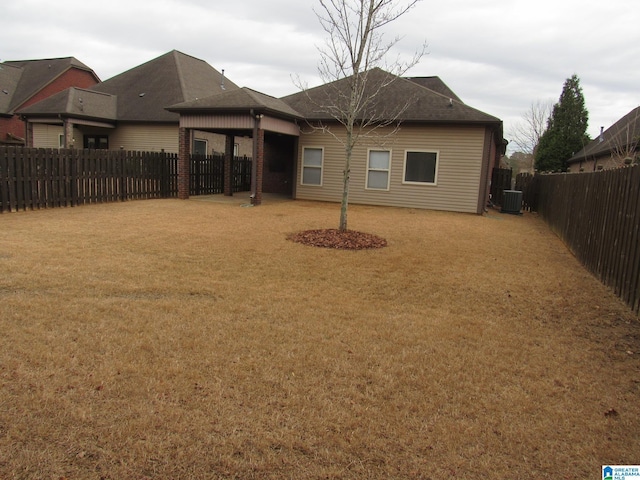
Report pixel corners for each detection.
[301,147,323,186]
[403,150,439,185]
[366,149,391,190]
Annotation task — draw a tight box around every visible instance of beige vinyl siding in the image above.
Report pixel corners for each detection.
[109,124,179,153]
[32,124,81,148]
[192,131,253,156]
[295,124,487,213]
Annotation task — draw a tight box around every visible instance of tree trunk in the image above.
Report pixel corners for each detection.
[339,134,353,231]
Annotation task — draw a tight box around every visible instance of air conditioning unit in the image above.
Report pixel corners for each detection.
[501,190,523,215]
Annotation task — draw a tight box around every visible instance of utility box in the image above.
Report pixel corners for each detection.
[501,190,523,215]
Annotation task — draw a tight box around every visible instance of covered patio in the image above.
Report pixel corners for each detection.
[167,88,302,205]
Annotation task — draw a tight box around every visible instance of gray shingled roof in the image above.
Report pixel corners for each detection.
[281,68,500,124]
[90,50,238,122]
[0,57,97,114]
[569,106,640,163]
[17,87,117,121]
[167,87,303,119]
[0,63,23,116]
[405,76,462,102]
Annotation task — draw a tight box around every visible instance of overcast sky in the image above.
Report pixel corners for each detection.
[2,0,638,152]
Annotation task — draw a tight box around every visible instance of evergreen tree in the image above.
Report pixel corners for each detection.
[535,74,590,172]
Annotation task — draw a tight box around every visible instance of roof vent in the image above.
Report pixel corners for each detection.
[599,126,604,143]
[139,93,145,97]
[221,69,226,90]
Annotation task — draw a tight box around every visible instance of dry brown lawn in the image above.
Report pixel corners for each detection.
[0,197,638,479]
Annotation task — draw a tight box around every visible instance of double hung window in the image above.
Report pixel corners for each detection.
[302,147,323,186]
[366,150,391,190]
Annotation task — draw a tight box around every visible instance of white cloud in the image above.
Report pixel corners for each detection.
[1,0,638,144]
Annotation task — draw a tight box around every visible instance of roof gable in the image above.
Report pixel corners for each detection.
[1,57,98,113]
[91,50,238,122]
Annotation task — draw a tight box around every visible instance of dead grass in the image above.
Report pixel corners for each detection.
[0,198,638,479]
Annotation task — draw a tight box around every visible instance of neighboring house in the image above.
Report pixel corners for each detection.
[568,106,640,172]
[0,57,100,145]
[18,51,252,155]
[169,67,505,212]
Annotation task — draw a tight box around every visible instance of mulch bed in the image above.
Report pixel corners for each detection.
[287,229,388,250]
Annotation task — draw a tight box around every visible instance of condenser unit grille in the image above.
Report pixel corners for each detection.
[501,190,523,215]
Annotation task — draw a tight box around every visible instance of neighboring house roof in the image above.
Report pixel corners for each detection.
[0,63,23,117]
[167,87,303,120]
[90,50,238,122]
[405,76,462,102]
[17,87,118,122]
[0,57,98,115]
[281,67,500,125]
[569,106,640,164]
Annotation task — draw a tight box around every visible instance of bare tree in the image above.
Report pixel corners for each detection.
[309,0,426,231]
[608,108,640,167]
[508,100,552,155]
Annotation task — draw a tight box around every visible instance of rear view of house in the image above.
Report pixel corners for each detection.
[282,68,505,214]
[12,52,505,214]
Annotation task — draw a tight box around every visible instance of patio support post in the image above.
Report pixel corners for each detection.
[223,134,233,196]
[253,128,264,205]
[178,127,191,199]
[250,110,264,206]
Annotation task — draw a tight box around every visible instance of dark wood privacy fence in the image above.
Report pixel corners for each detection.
[190,154,252,195]
[490,167,512,206]
[515,172,538,212]
[0,147,178,212]
[532,166,640,313]
[0,147,253,213]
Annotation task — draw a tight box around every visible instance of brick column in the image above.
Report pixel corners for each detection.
[63,119,74,148]
[25,121,34,148]
[178,127,191,199]
[223,134,233,196]
[252,128,264,206]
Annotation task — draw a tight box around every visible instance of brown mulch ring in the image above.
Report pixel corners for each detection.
[287,228,388,250]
